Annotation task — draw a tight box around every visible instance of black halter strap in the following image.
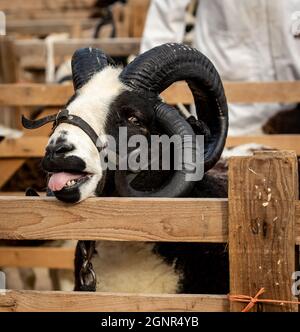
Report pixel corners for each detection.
[22,109,105,152]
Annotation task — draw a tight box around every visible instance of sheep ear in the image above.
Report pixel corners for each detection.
[71,48,115,90]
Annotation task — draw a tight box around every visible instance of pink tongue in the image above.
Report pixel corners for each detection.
[48,172,83,191]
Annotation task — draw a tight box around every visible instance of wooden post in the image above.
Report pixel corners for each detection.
[229,151,299,312]
[0,36,21,129]
[128,0,150,37]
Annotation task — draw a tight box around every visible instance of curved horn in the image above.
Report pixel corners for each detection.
[114,102,200,197]
[120,43,228,172]
[71,47,115,90]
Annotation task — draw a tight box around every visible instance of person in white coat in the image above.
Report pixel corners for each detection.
[141,0,300,136]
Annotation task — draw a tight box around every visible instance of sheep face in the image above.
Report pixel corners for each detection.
[42,66,154,203]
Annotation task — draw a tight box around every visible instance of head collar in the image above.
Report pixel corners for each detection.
[22,109,106,152]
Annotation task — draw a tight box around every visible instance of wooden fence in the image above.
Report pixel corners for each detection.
[1,81,300,188]
[14,38,141,69]
[0,150,299,311]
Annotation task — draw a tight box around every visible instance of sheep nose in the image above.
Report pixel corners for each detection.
[46,142,75,157]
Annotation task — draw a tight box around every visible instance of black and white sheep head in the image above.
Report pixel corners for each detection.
[40,48,156,203]
[24,44,229,203]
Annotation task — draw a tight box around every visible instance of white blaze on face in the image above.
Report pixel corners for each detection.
[47,66,128,201]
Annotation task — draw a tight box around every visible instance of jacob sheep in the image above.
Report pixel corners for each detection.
[23,43,229,294]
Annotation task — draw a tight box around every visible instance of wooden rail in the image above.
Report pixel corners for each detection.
[0,291,228,312]
[0,247,74,269]
[7,19,99,37]
[0,197,228,243]
[0,198,299,244]
[14,38,141,69]
[1,135,300,158]
[0,151,298,312]
[1,81,300,106]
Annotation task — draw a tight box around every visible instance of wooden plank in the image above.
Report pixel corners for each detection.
[1,81,300,106]
[0,159,25,187]
[0,196,299,244]
[0,84,72,106]
[0,247,74,269]
[6,10,96,21]
[228,151,299,312]
[0,0,95,11]
[7,19,98,37]
[53,38,141,59]
[0,197,228,242]
[0,290,228,312]
[1,135,300,158]
[14,38,141,69]
[0,36,21,129]
[296,201,300,246]
[128,0,150,37]
[226,135,300,155]
[0,136,48,158]
[162,81,300,104]
[225,82,300,103]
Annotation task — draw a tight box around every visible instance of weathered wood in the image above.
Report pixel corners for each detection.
[1,81,300,106]
[0,136,48,158]
[164,81,300,104]
[7,19,98,37]
[0,109,53,188]
[0,0,95,11]
[0,290,228,312]
[226,135,300,155]
[7,10,97,21]
[1,135,300,158]
[0,37,21,129]
[0,196,299,244]
[0,159,25,187]
[14,38,141,69]
[0,197,228,242]
[296,201,300,246]
[229,151,299,312]
[128,0,150,37]
[0,247,74,269]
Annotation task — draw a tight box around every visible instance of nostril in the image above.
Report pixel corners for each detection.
[46,143,74,156]
[54,143,75,155]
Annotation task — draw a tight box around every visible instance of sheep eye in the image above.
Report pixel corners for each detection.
[128,116,140,126]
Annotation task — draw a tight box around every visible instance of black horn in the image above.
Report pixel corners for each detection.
[117,43,228,197]
[72,47,115,90]
[115,102,200,197]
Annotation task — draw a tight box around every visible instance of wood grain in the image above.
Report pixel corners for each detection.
[7,19,98,37]
[228,151,299,312]
[1,81,300,106]
[0,290,228,312]
[1,135,300,158]
[0,197,228,242]
[0,159,24,187]
[0,247,74,269]
[226,135,300,155]
[14,38,141,69]
[0,136,48,158]
[0,196,299,243]
[296,201,300,245]
[0,0,95,11]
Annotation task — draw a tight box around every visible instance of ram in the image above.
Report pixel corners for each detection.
[23,43,229,294]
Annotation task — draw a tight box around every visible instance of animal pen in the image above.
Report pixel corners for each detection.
[0,0,300,313]
[0,81,299,312]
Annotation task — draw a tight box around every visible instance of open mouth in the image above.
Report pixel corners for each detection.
[48,172,93,192]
